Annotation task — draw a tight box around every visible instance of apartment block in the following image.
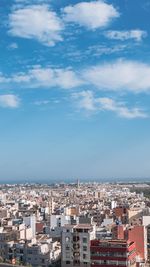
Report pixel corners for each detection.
[90,239,137,267]
[61,224,96,267]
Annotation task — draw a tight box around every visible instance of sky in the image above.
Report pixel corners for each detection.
[0,0,150,182]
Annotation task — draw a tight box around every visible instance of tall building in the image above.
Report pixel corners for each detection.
[61,224,96,267]
[90,239,137,267]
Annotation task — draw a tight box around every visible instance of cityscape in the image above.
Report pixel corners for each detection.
[1,0,150,266]
[0,181,150,267]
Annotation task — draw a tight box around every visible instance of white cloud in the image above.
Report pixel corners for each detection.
[11,66,82,89]
[8,5,63,46]
[83,59,150,92]
[62,1,119,30]
[2,60,150,93]
[0,94,20,108]
[73,90,147,118]
[105,29,147,42]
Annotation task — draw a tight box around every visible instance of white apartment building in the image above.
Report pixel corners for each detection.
[61,224,96,267]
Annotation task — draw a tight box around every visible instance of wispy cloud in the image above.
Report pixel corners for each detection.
[8,5,63,46]
[0,94,20,108]
[97,97,147,119]
[85,44,128,57]
[34,100,50,106]
[62,1,119,30]
[105,30,147,42]
[72,90,147,119]
[2,66,82,89]
[72,90,96,111]
[33,99,60,106]
[8,42,18,50]
[62,44,129,63]
[1,59,150,93]
[14,0,50,3]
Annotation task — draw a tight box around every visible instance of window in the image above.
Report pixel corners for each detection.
[66,261,70,264]
[66,237,70,242]
[66,246,70,250]
[73,236,79,242]
[66,252,70,258]
[83,237,87,243]
[83,246,87,251]
[83,254,87,259]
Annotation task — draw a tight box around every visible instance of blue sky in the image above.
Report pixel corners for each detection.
[0,0,150,182]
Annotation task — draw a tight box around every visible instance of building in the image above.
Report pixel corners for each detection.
[90,239,137,267]
[112,225,125,240]
[112,225,146,262]
[145,224,150,264]
[113,207,128,224]
[65,207,80,217]
[48,214,72,238]
[23,215,36,238]
[127,226,146,261]
[61,224,96,267]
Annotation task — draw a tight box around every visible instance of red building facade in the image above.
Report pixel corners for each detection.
[127,226,145,261]
[112,225,145,261]
[90,239,136,267]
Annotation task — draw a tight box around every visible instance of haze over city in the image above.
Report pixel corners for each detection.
[0,0,150,181]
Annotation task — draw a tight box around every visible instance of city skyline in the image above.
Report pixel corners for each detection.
[0,0,150,181]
